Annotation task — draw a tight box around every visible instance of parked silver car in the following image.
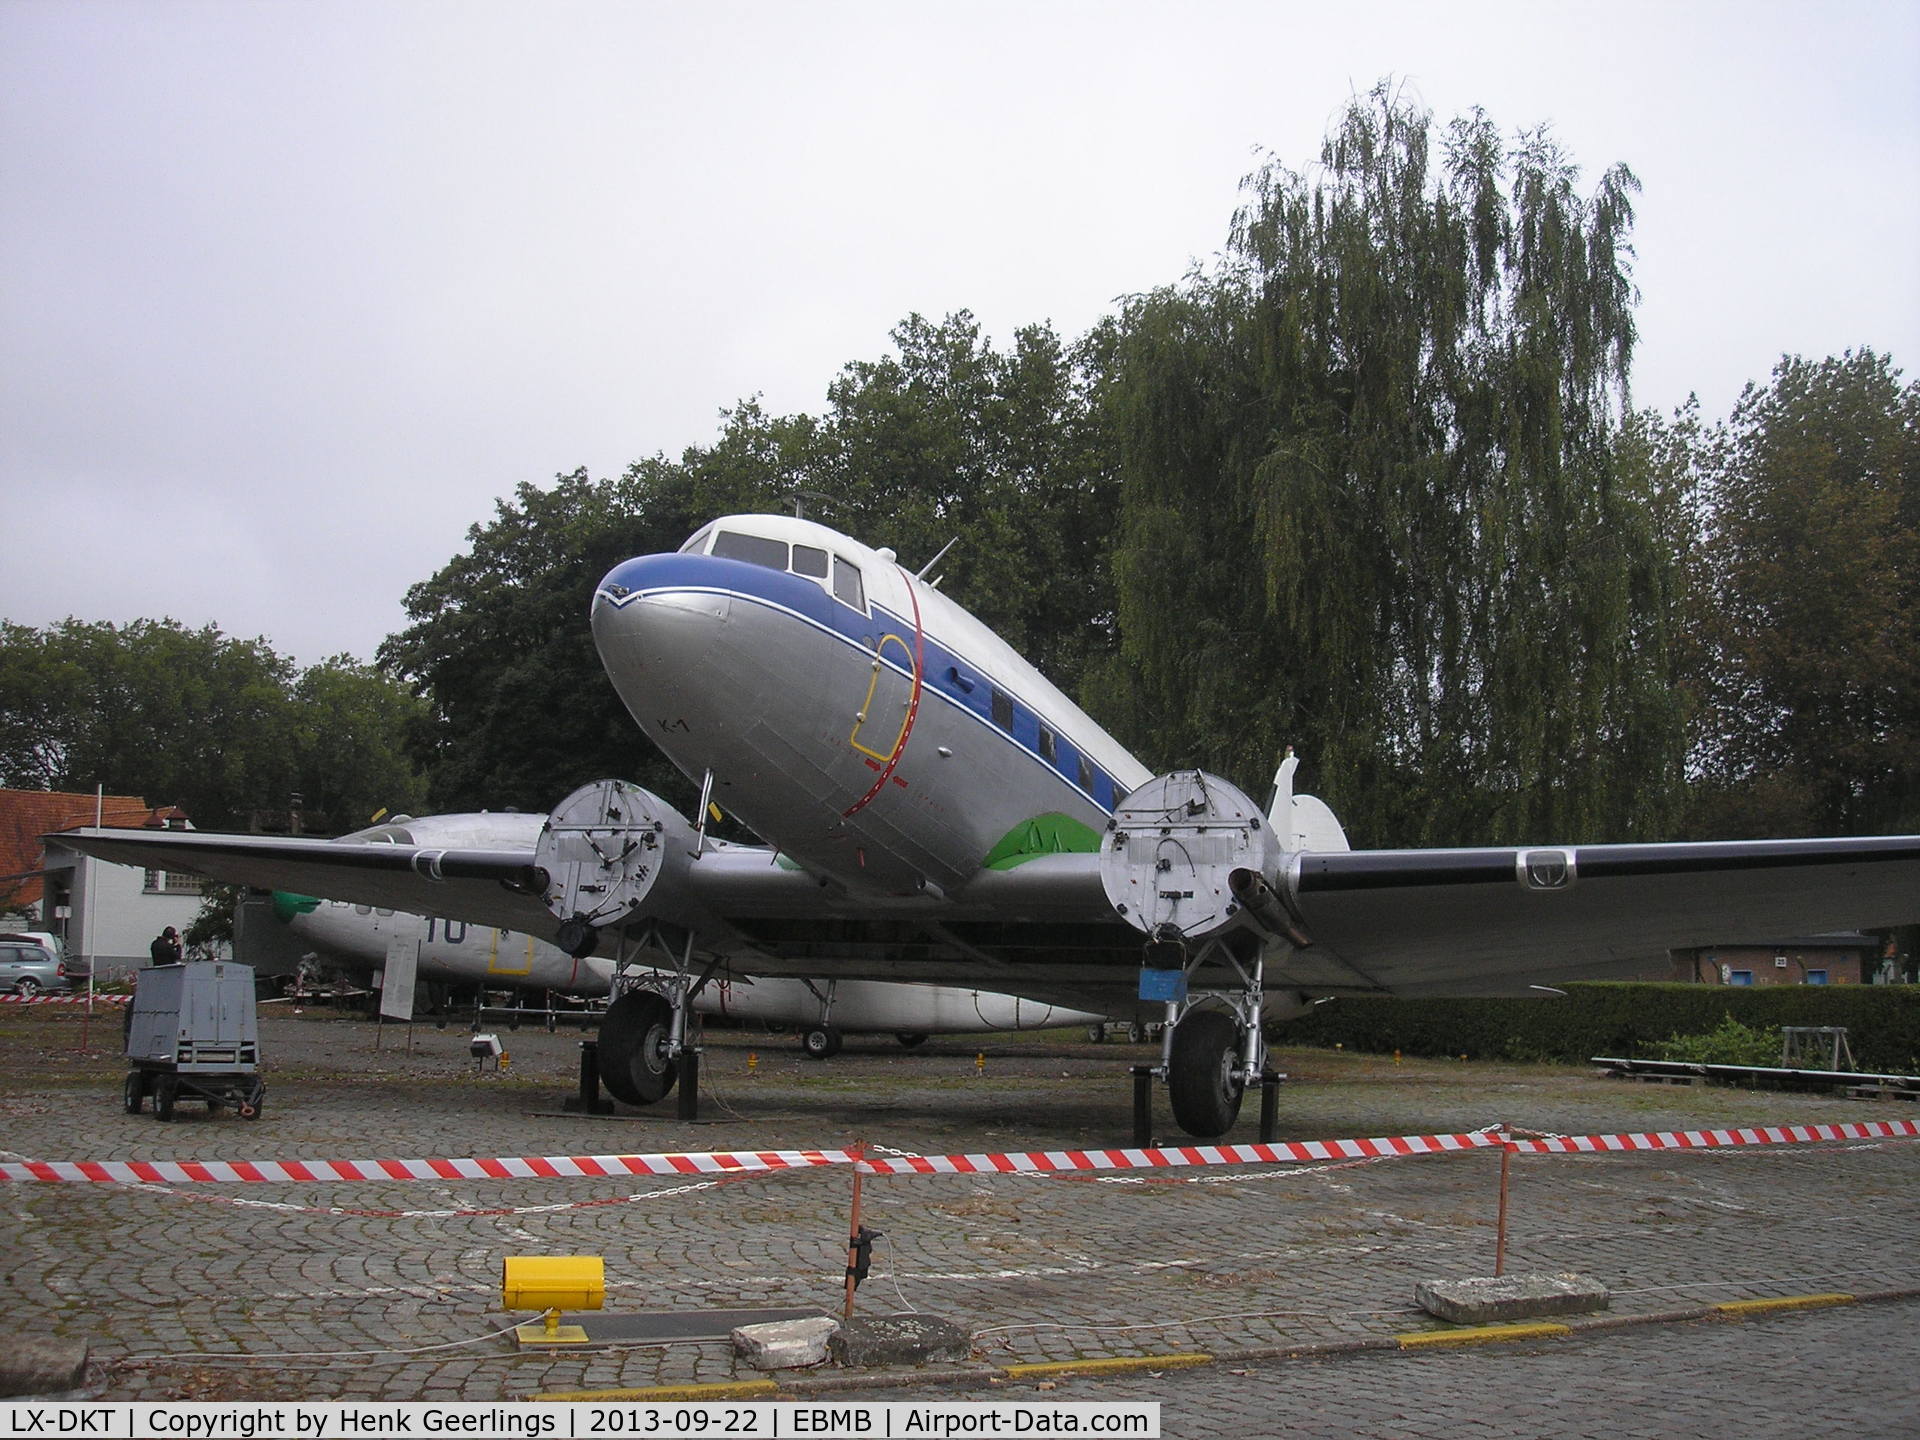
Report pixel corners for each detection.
[0,940,68,996]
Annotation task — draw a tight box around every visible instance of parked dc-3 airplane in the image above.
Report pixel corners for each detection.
[64,513,1920,1135]
[275,885,1102,1055]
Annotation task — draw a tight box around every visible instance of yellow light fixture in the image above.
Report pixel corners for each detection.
[502,1255,606,1347]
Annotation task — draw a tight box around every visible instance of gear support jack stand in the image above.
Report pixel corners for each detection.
[1130,1065,1286,1148]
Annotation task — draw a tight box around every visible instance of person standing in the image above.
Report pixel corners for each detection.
[149,926,181,966]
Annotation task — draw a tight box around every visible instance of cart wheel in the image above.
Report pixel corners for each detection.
[154,1075,177,1123]
[123,1071,143,1114]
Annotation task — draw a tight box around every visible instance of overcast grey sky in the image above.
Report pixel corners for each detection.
[4,1,1917,667]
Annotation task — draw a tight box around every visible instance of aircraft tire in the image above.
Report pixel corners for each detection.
[597,991,678,1105]
[894,1032,928,1049]
[1167,1009,1245,1138]
[802,1026,842,1060]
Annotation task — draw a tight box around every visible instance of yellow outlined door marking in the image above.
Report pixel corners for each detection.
[850,633,916,761]
[487,928,533,977]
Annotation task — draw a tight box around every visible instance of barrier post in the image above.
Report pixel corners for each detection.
[1495,1129,1512,1276]
[844,1142,866,1320]
[1131,1066,1154,1147]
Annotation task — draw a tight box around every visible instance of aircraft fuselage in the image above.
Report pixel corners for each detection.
[592,516,1150,898]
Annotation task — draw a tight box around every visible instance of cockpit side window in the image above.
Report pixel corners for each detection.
[679,525,716,555]
[712,531,789,571]
[792,544,830,579]
[832,555,866,611]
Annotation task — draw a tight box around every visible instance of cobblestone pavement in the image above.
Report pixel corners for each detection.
[856,1300,1920,1439]
[4,1005,1919,1412]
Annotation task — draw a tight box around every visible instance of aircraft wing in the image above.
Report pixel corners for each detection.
[1280,835,1920,995]
[56,825,1920,1003]
[56,827,555,938]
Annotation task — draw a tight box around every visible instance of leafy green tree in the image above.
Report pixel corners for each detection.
[0,620,426,832]
[0,619,299,827]
[1102,83,1685,846]
[289,658,431,829]
[811,313,1120,696]
[1691,350,1920,835]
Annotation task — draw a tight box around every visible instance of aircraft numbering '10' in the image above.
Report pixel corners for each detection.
[67,514,1920,1137]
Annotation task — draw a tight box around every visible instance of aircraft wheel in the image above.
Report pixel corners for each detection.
[802,1026,842,1060]
[1167,1009,1245,1138]
[123,1071,144,1114]
[894,1032,928,1049]
[597,991,679,1105]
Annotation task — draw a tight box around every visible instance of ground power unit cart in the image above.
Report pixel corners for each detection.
[123,961,265,1121]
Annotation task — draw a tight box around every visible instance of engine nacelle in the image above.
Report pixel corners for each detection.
[535,779,700,954]
[1099,770,1284,944]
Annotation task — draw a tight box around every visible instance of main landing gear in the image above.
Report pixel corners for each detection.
[595,987,677,1105]
[800,979,841,1060]
[1097,768,1305,1141]
[1167,1005,1251,1137]
[535,779,707,1115]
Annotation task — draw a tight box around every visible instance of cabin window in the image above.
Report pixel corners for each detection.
[1038,725,1057,765]
[832,555,866,611]
[792,544,830,579]
[712,530,789,571]
[679,525,715,555]
[1077,755,1094,792]
[990,688,1014,730]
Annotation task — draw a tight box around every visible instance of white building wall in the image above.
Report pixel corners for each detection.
[42,840,217,982]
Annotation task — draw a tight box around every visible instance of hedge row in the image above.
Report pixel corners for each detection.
[1278,983,1920,1073]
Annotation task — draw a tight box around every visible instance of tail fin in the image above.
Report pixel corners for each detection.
[1267,750,1351,853]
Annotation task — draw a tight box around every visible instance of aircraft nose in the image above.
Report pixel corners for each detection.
[592,553,732,693]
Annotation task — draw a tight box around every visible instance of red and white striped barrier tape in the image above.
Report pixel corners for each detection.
[1503,1118,1920,1154]
[0,993,132,1004]
[0,1147,855,1186]
[7,1118,1915,1188]
[854,1132,1500,1175]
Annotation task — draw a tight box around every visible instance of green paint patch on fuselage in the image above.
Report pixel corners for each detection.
[983,813,1103,870]
[272,891,322,923]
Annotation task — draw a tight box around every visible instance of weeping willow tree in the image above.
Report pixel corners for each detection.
[1100,83,1688,847]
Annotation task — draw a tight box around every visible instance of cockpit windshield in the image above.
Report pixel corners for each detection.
[711,530,789,570]
[704,528,866,612]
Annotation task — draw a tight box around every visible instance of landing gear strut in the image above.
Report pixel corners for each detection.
[800,980,842,1060]
[1154,936,1267,1139]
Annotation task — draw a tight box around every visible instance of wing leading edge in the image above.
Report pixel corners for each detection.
[1283,835,1920,995]
[57,827,555,938]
